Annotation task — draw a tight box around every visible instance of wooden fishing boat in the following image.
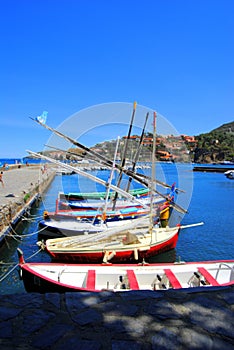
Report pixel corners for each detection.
[42,205,155,223]
[57,191,163,211]
[43,222,203,264]
[38,214,153,240]
[17,249,234,293]
[59,187,150,201]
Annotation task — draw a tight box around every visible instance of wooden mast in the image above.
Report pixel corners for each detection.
[125,112,149,193]
[112,101,137,209]
[150,112,157,232]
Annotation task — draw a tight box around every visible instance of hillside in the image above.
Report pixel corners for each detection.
[212,121,234,133]
[193,121,234,163]
[43,121,234,164]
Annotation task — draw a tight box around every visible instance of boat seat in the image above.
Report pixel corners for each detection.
[126,270,139,290]
[164,269,182,289]
[86,270,96,290]
[197,267,220,286]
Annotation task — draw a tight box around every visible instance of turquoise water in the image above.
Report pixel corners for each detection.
[0,163,233,294]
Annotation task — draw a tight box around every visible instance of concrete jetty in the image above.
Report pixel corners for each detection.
[193,166,234,173]
[0,286,233,349]
[0,164,55,244]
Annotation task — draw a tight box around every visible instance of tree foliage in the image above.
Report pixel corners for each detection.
[194,122,234,163]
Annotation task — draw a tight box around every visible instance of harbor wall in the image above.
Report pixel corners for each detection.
[0,165,55,245]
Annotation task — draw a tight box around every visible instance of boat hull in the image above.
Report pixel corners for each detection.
[57,194,163,211]
[38,215,154,241]
[38,220,103,240]
[45,205,152,221]
[60,188,150,201]
[19,267,80,293]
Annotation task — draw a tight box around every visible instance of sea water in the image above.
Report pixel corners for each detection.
[0,157,43,166]
[0,163,233,294]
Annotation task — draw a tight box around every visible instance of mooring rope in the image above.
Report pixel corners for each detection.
[0,264,19,283]
[26,247,43,260]
[3,212,48,238]
[0,248,43,283]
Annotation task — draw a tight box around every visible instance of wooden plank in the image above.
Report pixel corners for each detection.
[126,269,139,290]
[198,267,220,286]
[86,270,96,290]
[164,269,182,289]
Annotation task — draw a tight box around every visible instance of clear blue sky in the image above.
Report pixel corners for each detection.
[1,0,233,158]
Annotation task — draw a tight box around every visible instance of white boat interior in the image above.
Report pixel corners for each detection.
[26,261,234,291]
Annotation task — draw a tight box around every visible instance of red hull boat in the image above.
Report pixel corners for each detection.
[45,225,181,263]
[17,249,234,294]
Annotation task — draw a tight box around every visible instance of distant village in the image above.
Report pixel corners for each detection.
[42,134,197,163]
[89,134,197,163]
[122,134,197,162]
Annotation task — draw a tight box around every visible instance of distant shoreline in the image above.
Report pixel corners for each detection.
[1,157,234,169]
[0,157,44,167]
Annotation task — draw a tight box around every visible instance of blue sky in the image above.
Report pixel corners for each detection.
[0,0,233,158]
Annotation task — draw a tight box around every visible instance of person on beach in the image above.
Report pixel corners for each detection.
[3,163,9,170]
[0,171,4,187]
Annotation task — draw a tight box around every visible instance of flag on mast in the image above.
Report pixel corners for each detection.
[35,111,48,124]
